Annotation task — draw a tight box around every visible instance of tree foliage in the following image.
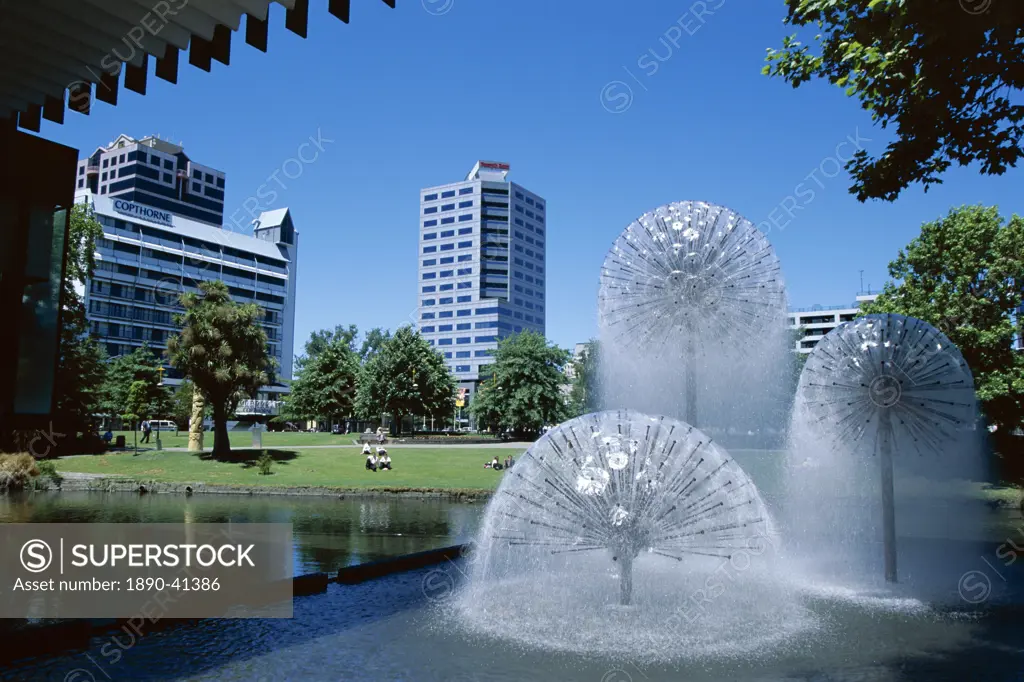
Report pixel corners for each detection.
[860,205,1024,436]
[470,331,571,438]
[764,0,1024,201]
[567,340,601,418]
[102,345,170,423]
[166,281,274,455]
[284,331,360,426]
[53,203,107,440]
[121,380,149,454]
[359,327,392,362]
[302,324,358,362]
[355,326,454,435]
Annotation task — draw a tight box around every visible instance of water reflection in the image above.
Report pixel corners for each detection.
[0,492,485,575]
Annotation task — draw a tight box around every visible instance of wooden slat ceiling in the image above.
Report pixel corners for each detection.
[0,0,396,132]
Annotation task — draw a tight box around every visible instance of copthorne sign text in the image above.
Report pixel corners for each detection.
[112,200,173,226]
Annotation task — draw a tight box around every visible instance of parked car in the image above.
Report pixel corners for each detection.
[145,420,178,431]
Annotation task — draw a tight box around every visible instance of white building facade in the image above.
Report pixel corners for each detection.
[77,193,299,406]
[788,293,878,353]
[417,161,547,407]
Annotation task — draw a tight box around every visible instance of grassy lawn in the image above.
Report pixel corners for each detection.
[56,446,524,491]
[108,430,496,449]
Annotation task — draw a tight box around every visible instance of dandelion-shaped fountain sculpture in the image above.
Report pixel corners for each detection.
[798,314,976,582]
[598,201,785,424]
[477,410,772,606]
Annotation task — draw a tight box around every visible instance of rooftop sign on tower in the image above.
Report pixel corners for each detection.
[467,160,510,181]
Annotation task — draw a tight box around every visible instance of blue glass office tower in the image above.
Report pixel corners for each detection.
[417,161,548,417]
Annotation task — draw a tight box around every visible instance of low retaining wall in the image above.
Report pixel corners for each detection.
[49,477,491,502]
[336,544,467,584]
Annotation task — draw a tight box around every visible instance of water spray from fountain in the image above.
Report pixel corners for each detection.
[598,201,788,438]
[793,313,977,583]
[474,410,771,606]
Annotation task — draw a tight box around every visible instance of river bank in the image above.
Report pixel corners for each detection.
[46,473,492,500]
[51,446,522,495]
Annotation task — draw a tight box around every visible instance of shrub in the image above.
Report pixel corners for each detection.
[35,460,63,488]
[0,454,40,492]
[256,451,273,476]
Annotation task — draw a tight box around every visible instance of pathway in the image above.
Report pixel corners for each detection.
[155,441,528,452]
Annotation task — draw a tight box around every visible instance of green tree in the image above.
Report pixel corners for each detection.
[860,205,1024,437]
[764,1,1024,201]
[470,331,571,439]
[283,332,360,427]
[102,345,170,423]
[53,203,107,447]
[355,326,454,435]
[166,281,275,456]
[302,324,359,361]
[359,327,392,362]
[121,380,149,455]
[567,340,601,418]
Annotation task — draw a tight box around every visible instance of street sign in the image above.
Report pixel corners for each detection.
[456,399,465,407]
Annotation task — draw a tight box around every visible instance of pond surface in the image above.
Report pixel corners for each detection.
[3,474,1023,681]
[0,491,484,576]
[4,554,1024,682]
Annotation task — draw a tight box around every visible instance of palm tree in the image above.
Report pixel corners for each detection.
[166,281,275,456]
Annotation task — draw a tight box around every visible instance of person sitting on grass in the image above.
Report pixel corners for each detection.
[491,456,503,471]
[378,448,392,470]
[362,442,372,456]
[365,450,378,472]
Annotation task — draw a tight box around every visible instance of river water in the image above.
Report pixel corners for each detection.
[0,491,484,576]
[3,478,1024,681]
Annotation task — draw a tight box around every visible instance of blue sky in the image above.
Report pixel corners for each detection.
[39,0,1023,353]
